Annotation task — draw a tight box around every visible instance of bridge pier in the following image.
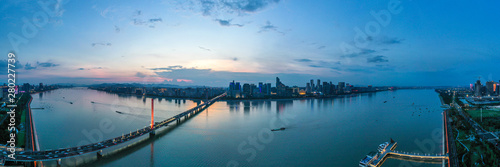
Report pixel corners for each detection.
[97,150,103,160]
[150,130,156,137]
[56,159,62,167]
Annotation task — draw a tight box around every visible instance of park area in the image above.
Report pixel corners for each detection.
[465,108,500,134]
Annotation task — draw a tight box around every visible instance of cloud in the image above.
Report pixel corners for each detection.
[318,46,326,49]
[191,0,280,16]
[258,21,284,34]
[77,68,86,70]
[367,55,389,63]
[0,59,23,73]
[149,18,163,23]
[294,59,312,62]
[24,63,37,70]
[149,65,183,71]
[114,25,120,33]
[199,46,211,51]
[135,72,147,78]
[342,48,376,58]
[380,37,404,45]
[92,42,112,47]
[37,61,59,67]
[232,57,238,61]
[214,19,243,27]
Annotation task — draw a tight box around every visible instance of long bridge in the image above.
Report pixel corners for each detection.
[1,93,226,166]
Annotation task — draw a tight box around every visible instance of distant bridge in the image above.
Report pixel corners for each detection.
[0,93,226,165]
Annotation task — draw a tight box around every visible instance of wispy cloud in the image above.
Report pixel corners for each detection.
[189,0,280,16]
[294,59,312,62]
[380,37,404,45]
[258,21,284,34]
[367,55,389,63]
[199,46,211,51]
[37,61,59,67]
[214,19,243,27]
[135,72,147,78]
[22,61,59,70]
[342,48,376,58]
[92,42,112,47]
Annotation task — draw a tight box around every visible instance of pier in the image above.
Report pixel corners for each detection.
[364,140,449,167]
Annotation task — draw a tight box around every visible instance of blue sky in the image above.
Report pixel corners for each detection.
[1,0,499,87]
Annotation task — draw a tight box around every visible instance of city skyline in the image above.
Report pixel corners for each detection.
[2,1,500,87]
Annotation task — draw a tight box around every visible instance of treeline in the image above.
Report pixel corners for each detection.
[0,93,31,147]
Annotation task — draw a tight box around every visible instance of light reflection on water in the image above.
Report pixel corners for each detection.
[32,88,444,167]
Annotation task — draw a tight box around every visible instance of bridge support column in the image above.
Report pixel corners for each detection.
[97,150,103,160]
[57,159,62,167]
[150,130,156,137]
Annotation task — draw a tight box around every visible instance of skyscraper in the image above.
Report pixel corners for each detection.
[486,81,494,96]
[317,79,321,91]
[310,79,315,91]
[338,82,345,94]
[258,82,263,93]
[474,80,482,97]
[306,83,311,93]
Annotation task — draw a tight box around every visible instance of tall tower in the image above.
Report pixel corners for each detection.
[150,98,155,137]
[151,98,154,129]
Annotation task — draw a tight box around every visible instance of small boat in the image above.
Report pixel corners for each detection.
[115,111,123,114]
[91,101,95,103]
[69,102,73,104]
[383,101,387,103]
[271,127,285,131]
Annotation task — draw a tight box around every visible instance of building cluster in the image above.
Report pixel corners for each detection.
[228,77,385,98]
[19,83,59,93]
[472,80,500,97]
[90,85,226,99]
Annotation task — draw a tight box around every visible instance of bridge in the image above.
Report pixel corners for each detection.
[0,93,226,165]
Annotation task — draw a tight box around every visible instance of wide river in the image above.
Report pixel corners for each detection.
[31,88,445,166]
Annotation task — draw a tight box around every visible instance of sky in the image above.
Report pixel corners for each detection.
[1,0,499,87]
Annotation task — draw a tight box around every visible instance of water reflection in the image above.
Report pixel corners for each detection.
[276,100,293,113]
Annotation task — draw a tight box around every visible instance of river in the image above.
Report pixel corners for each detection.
[30,88,444,166]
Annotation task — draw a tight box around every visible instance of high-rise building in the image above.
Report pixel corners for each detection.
[235,82,241,91]
[39,83,44,90]
[486,81,495,96]
[242,83,251,96]
[310,79,315,91]
[266,83,272,95]
[23,83,31,92]
[338,82,345,94]
[258,82,263,93]
[474,80,482,97]
[317,79,321,91]
[322,82,330,94]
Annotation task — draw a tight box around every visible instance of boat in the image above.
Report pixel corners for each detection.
[383,101,387,103]
[69,102,73,104]
[115,111,123,114]
[271,127,285,131]
[91,101,95,103]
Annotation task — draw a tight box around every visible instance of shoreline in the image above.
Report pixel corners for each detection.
[87,87,387,102]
